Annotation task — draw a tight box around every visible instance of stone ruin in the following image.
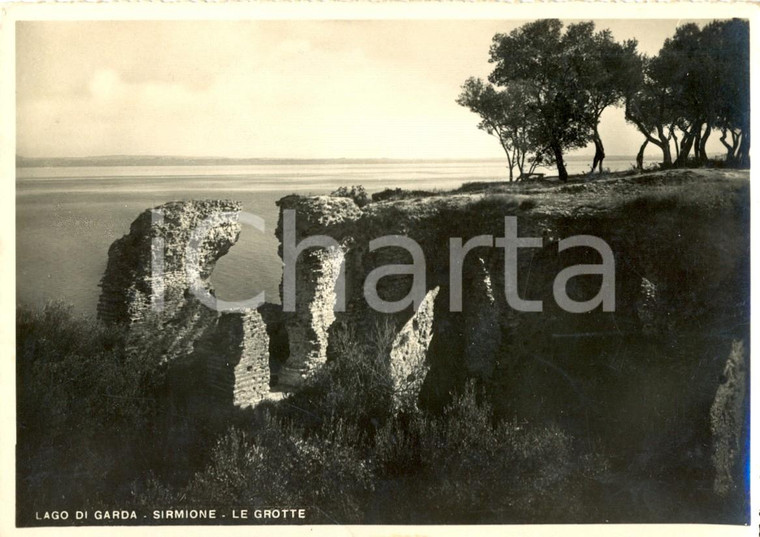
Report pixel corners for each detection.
[97,197,437,412]
[98,179,749,499]
[98,200,276,410]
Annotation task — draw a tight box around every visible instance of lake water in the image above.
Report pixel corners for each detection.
[16,156,637,315]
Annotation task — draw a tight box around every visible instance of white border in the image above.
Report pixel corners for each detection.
[1,2,758,537]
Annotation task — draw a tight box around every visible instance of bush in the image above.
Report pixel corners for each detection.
[177,380,604,524]
[183,417,374,523]
[330,185,370,207]
[371,188,437,202]
[455,181,511,193]
[467,193,521,214]
[16,302,182,517]
[372,383,606,523]
[273,317,397,434]
[17,303,610,524]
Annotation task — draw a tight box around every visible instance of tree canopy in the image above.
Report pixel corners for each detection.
[459,19,640,182]
[487,19,594,182]
[563,22,641,173]
[625,19,750,168]
[456,78,544,181]
[459,18,750,179]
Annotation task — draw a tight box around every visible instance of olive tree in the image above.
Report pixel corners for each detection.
[624,57,677,169]
[456,78,545,182]
[563,22,641,173]
[625,19,750,169]
[487,20,596,182]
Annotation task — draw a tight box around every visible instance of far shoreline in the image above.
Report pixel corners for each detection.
[16,153,645,169]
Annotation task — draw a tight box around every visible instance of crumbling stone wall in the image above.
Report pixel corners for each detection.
[276,245,346,389]
[388,287,440,410]
[98,200,242,325]
[98,200,273,410]
[711,339,749,498]
[275,195,361,388]
[278,173,749,507]
[462,257,501,379]
[199,311,271,409]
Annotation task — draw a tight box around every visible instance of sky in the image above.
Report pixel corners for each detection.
[16,19,722,160]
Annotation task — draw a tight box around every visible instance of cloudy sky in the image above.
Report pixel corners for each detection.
[17,19,713,160]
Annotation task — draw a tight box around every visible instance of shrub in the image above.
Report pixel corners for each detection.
[277,317,397,434]
[183,417,374,523]
[455,181,511,193]
[371,188,437,203]
[17,303,610,524]
[467,193,521,214]
[330,185,370,207]
[372,383,605,523]
[179,380,605,524]
[16,302,185,518]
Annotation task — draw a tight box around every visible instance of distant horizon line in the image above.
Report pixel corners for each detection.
[16,153,652,167]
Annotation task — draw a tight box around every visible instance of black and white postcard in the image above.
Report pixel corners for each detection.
[2,3,757,536]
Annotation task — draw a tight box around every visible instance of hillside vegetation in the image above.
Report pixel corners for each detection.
[17,168,750,525]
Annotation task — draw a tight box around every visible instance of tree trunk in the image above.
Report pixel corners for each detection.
[699,123,711,163]
[591,128,605,174]
[515,146,522,180]
[737,128,750,168]
[501,139,514,182]
[519,143,532,180]
[552,144,568,182]
[630,116,670,168]
[732,131,742,163]
[671,130,680,160]
[527,149,540,175]
[719,128,730,158]
[636,139,648,171]
[663,143,672,167]
[693,126,702,161]
[675,123,701,167]
[674,135,693,167]
[720,128,739,163]
[656,126,672,167]
[512,147,520,182]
